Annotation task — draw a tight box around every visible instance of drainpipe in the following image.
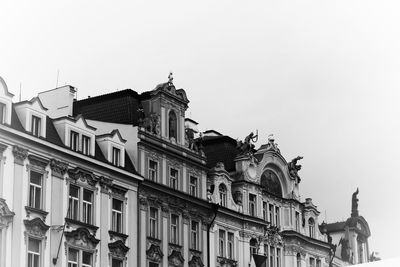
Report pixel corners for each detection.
[207,203,219,267]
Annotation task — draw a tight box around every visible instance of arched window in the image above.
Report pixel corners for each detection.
[168,110,177,140]
[219,184,227,207]
[308,218,315,238]
[260,170,282,197]
[250,238,258,255]
[297,253,301,267]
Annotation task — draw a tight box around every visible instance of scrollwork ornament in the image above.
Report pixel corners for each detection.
[12,145,28,165]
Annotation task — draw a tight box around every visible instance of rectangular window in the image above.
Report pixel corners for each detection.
[169,168,178,190]
[112,147,121,166]
[82,135,91,155]
[112,258,123,267]
[112,199,123,233]
[219,230,225,257]
[29,171,43,209]
[148,160,158,182]
[264,244,268,256]
[82,251,93,267]
[31,116,41,137]
[0,102,5,124]
[149,207,158,238]
[149,263,159,267]
[70,131,79,151]
[170,214,179,244]
[27,238,41,267]
[249,194,256,216]
[295,212,300,231]
[263,201,268,221]
[68,185,80,221]
[270,247,275,267]
[190,221,199,250]
[275,207,280,227]
[309,257,315,267]
[228,232,234,259]
[269,204,274,225]
[189,176,198,197]
[277,248,281,267]
[82,189,93,225]
[68,248,79,267]
[316,259,321,267]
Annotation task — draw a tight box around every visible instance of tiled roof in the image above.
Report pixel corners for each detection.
[45,116,64,147]
[202,135,239,172]
[73,89,151,125]
[11,104,25,132]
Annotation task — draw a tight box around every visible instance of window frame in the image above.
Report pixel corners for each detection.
[149,207,159,239]
[82,135,91,155]
[0,102,5,124]
[190,220,199,250]
[308,218,315,238]
[112,147,121,166]
[67,247,94,267]
[219,184,227,207]
[70,131,79,152]
[111,198,124,233]
[28,170,43,210]
[68,184,95,225]
[189,176,198,197]
[227,232,234,259]
[219,229,226,257]
[169,167,179,190]
[31,115,41,137]
[170,214,179,244]
[148,159,159,182]
[249,193,256,217]
[27,237,41,267]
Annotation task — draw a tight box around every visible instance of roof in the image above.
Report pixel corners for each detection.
[202,135,239,172]
[73,89,151,125]
[325,221,346,233]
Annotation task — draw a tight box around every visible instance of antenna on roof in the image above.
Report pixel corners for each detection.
[325,210,327,222]
[56,69,60,88]
[19,83,22,102]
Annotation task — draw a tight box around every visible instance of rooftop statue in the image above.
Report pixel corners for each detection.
[288,156,303,180]
[265,134,280,153]
[168,72,173,85]
[236,131,258,155]
[351,188,359,217]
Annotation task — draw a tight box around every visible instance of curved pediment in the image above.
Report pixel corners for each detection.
[0,76,14,97]
[108,240,130,258]
[23,217,50,237]
[346,216,371,237]
[65,227,100,249]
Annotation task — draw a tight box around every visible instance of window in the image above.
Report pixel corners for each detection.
[149,263,159,267]
[170,214,179,244]
[227,232,234,259]
[277,248,281,267]
[308,218,315,238]
[68,185,94,225]
[270,246,275,267]
[112,199,123,233]
[31,116,41,137]
[309,257,315,267]
[316,259,321,267]
[168,110,177,140]
[148,160,158,182]
[29,171,43,209]
[295,212,300,231]
[219,230,225,257]
[149,208,158,238]
[219,184,227,207]
[189,176,198,197]
[263,202,268,221]
[112,258,123,267]
[169,168,178,189]
[68,248,93,267]
[82,135,91,155]
[190,221,199,250]
[297,253,301,267]
[269,204,274,225]
[70,131,79,151]
[27,238,41,267]
[249,194,256,216]
[250,238,257,255]
[112,147,121,166]
[275,207,280,227]
[264,244,268,256]
[0,102,5,124]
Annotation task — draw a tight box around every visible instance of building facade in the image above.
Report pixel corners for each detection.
[0,74,373,267]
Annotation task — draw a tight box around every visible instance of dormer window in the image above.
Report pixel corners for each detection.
[308,218,315,238]
[70,131,79,151]
[112,147,121,166]
[0,102,5,124]
[219,184,227,207]
[31,116,41,137]
[168,110,177,141]
[82,135,91,155]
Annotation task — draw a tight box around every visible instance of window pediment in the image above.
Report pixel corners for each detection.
[146,243,164,263]
[23,217,50,238]
[0,198,14,228]
[68,167,97,187]
[108,240,130,258]
[169,250,185,267]
[65,227,100,249]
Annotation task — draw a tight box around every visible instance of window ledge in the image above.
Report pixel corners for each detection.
[65,218,99,233]
[217,256,238,266]
[25,206,49,219]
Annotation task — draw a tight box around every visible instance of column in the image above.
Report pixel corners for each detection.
[162,156,167,185]
[162,207,169,267]
[99,184,110,267]
[126,188,138,266]
[182,163,187,193]
[161,107,166,138]
[139,196,148,267]
[202,223,207,267]
[11,145,28,267]
[49,159,68,267]
[0,143,7,198]
[183,214,189,267]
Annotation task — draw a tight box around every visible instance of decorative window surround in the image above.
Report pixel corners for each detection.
[14,97,48,138]
[96,130,126,167]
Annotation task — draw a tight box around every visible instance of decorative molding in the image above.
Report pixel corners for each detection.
[146,244,163,263]
[217,256,238,267]
[25,206,49,220]
[12,145,28,165]
[64,227,100,250]
[108,240,130,258]
[168,250,185,267]
[23,217,50,238]
[99,176,113,193]
[188,255,204,267]
[109,230,129,243]
[28,155,49,169]
[139,195,148,211]
[68,167,97,187]
[0,143,7,153]
[50,159,68,178]
[0,198,14,229]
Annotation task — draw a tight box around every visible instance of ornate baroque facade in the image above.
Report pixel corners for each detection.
[0,74,373,267]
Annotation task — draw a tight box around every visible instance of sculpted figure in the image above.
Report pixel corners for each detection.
[351,188,359,217]
[237,131,258,155]
[288,156,303,178]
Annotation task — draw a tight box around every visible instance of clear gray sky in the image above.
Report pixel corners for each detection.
[1,0,399,259]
